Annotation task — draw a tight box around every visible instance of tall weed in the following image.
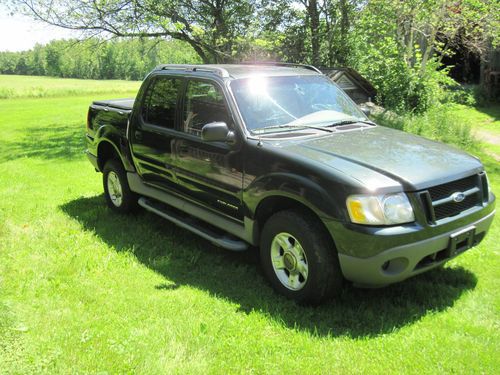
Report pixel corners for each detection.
[373,105,477,150]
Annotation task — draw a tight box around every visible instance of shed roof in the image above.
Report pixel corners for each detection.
[321,67,377,98]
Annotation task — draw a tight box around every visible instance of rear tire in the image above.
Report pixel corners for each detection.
[260,209,343,305]
[103,159,138,213]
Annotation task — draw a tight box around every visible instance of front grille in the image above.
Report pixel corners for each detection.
[421,174,483,222]
[434,194,478,220]
[428,175,478,201]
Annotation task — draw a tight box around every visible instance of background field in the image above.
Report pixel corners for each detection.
[0,75,498,374]
[0,75,140,99]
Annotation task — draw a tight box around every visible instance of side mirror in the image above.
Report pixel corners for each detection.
[359,105,371,117]
[201,122,235,144]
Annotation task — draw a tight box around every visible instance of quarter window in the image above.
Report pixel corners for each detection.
[182,80,230,136]
[142,77,181,128]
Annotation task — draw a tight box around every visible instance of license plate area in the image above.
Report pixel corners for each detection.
[447,226,475,257]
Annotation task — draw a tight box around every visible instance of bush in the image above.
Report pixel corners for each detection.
[443,85,477,106]
[442,84,498,108]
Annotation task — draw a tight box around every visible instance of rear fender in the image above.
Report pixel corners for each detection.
[96,125,135,171]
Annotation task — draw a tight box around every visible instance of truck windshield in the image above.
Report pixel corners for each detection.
[230,75,367,134]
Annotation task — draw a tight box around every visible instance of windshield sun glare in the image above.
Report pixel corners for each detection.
[231,75,366,134]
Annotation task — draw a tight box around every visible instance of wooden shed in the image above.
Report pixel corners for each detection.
[481,44,500,99]
[321,67,377,104]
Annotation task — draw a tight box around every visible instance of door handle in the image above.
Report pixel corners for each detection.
[134,130,142,140]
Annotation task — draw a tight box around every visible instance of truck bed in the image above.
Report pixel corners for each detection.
[88,98,135,135]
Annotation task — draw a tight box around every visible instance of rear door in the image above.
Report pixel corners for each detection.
[170,78,244,220]
[129,74,183,191]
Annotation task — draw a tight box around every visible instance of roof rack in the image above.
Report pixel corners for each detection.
[240,61,322,74]
[155,64,230,78]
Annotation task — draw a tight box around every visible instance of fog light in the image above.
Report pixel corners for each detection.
[381,257,409,275]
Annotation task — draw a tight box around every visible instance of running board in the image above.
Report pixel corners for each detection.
[138,197,248,251]
[127,172,255,244]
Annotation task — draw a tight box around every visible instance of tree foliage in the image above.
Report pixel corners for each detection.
[351,0,499,111]
[10,0,256,63]
[5,0,500,111]
[0,38,201,80]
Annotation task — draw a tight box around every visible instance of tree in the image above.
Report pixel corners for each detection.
[258,0,360,67]
[350,0,499,111]
[302,0,321,66]
[9,0,256,63]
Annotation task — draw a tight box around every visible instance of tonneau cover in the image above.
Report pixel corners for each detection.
[92,98,135,111]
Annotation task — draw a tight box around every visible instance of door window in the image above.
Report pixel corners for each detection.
[142,77,181,128]
[182,80,230,137]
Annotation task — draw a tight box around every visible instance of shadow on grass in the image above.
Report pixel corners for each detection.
[60,195,478,338]
[0,124,84,162]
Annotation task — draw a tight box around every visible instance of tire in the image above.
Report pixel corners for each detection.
[260,209,343,305]
[103,159,138,213]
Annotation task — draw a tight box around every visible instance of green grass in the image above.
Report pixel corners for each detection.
[0,75,140,99]
[451,103,500,136]
[0,76,499,373]
[450,104,500,160]
[373,103,500,161]
[373,105,477,150]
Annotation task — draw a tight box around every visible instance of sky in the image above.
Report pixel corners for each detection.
[0,4,78,52]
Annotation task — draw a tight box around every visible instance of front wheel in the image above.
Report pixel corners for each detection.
[260,209,343,304]
[103,159,138,213]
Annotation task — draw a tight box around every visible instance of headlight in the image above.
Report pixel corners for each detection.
[346,193,415,225]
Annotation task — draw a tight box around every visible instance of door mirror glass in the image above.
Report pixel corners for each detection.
[201,122,232,142]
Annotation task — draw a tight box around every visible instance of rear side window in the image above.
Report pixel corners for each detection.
[142,77,181,128]
[182,80,230,136]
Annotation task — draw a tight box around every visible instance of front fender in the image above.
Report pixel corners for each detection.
[244,172,342,220]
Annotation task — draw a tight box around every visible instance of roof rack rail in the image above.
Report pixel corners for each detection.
[240,61,322,74]
[155,64,230,78]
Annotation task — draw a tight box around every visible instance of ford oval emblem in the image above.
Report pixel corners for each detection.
[451,192,466,203]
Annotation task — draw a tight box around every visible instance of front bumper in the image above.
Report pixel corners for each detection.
[337,209,495,286]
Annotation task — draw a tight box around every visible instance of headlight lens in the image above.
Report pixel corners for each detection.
[346,193,415,225]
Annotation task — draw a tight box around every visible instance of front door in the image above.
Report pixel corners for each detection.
[171,78,244,220]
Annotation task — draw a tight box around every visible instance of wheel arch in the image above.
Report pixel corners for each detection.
[97,140,123,171]
[253,194,337,251]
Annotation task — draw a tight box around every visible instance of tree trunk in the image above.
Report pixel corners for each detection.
[307,0,321,66]
[338,0,349,65]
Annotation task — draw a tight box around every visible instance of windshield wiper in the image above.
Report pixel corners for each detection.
[328,119,375,127]
[253,123,335,134]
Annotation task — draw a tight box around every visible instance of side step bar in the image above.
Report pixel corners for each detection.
[138,197,248,251]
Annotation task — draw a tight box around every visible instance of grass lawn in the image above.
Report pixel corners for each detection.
[0,75,499,373]
[0,74,141,99]
[452,104,500,160]
[452,103,500,136]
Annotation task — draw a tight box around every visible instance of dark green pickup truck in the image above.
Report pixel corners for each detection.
[86,63,495,304]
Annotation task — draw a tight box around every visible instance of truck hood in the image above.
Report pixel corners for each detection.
[276,126,483,191]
